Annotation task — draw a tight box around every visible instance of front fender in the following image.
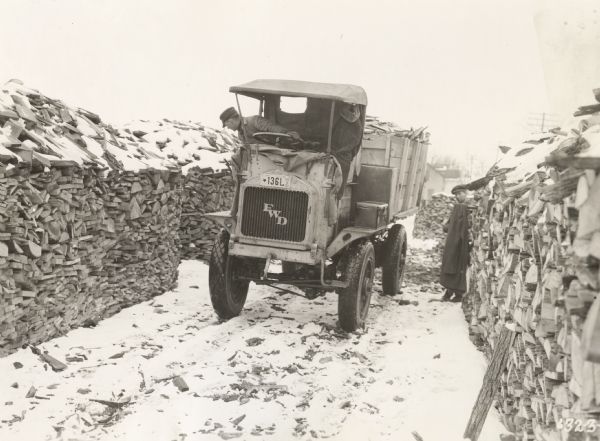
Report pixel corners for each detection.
[326,226,386,258]
[204,210,236,234]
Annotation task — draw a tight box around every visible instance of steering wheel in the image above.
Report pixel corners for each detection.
[252,132,300,148]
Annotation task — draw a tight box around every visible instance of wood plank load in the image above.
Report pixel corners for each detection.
[464,89,600,440]
[0,80,237,356]
[363,115,430,144]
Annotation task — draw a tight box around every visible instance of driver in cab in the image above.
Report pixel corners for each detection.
[219,106,302,217]
[219,106,301,144]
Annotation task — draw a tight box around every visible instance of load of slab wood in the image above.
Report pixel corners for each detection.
[465,89,600,440]
[364,115,429,143]
[0,80,238,356]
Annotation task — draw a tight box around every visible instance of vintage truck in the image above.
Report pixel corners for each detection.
[207,79,429,331]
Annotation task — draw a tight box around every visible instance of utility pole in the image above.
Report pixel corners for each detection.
[526,112,560,133]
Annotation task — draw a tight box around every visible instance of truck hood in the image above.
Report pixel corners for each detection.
[253,145,343,192]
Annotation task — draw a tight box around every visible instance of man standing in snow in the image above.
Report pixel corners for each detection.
[440,186,473,302]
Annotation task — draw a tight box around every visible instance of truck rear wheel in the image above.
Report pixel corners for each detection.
[209,229,249,320]
[338,241,375,332]
[382,224,407,296]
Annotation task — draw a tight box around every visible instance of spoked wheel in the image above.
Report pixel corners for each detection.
[338,241,376,332]
[382,224,407,296]
[209,229,249,319]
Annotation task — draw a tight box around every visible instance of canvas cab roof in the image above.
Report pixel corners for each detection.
[230,79,367,105]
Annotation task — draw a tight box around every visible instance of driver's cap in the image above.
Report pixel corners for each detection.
[219,107,239,127]
[451,185,468,195]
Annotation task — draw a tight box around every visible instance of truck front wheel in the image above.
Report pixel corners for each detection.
[338,241,375,332]
[382,224,407,295]
[209,229,249,320]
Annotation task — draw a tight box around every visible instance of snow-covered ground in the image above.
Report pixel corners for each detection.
[0,220,505,441]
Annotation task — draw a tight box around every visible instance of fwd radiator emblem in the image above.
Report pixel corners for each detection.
[263,203,288,225]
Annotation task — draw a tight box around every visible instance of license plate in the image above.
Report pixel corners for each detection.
[260,174,290,188]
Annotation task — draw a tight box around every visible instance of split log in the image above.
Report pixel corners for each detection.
[39,353,67,372]
[25,386,37,398]
[464,328,515,441]
[172,376,189,392]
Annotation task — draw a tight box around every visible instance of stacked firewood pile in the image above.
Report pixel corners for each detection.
[0,164,182,356]
[180,167,234,260]
[413,193,454,241]
[0,80,237,355]
[465,89,600,440]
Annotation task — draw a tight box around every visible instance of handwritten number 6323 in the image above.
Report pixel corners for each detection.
[557,418,598,433]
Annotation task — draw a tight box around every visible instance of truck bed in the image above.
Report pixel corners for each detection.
[355,131,429,220]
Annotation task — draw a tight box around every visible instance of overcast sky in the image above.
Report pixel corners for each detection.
[1,0,599,169]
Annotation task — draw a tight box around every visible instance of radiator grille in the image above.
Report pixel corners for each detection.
[241,187,309,242]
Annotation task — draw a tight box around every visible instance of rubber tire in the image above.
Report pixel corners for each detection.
[208,229,250,320]
[382,225,407,296]
[338,241,376,332]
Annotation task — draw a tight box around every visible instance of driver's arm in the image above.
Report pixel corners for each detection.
[254,116,296,136]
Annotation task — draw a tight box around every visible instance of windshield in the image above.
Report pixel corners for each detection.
[233,94,365,153]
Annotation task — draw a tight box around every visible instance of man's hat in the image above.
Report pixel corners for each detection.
[219,107,239,127]
[451,185,468,195]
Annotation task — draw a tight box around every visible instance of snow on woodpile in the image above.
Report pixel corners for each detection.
[0,79,237,172]
[464,88,600,440]
[120,119,237,172]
